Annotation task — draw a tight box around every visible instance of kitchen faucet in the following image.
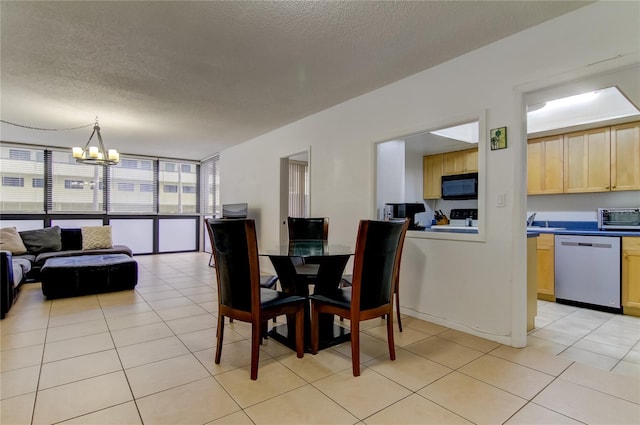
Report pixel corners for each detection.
[526,213,536,227]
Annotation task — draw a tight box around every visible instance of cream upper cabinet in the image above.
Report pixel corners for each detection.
[563,127,611,193]
[442,148,478,175]
[611,122,640,192]
[622,237,640,317]
[423,154,443,199]
[528,135,563,194]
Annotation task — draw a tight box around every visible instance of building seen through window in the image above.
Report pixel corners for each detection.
[0,146,210,216]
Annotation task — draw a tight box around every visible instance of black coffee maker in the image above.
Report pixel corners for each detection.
[384,203,426,229]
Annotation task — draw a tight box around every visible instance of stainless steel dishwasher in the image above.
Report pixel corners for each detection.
[555,234,621,312]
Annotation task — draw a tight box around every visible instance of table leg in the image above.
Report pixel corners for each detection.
[267,254,351,351]
[312,255,350,345]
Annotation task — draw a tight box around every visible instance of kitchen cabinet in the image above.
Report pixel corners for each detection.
[527,135,564,194]
[558,121,640,194]
[423,147,477,199]
[528,121,640,195]
[611,122,640,192]
[527,236,538,331]
[536,233,555,301]
[423,154,443,199]
[622,237,640,317]
[442,148,478,175]
[564,127,611,193]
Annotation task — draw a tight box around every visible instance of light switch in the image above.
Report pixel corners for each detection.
[496,193,506,207]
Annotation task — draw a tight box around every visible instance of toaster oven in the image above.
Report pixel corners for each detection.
[597,208,640,230]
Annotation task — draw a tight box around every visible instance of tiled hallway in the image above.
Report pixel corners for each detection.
[1,252,638,424]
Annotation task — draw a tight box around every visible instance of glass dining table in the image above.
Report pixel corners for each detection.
[259,240,354,352]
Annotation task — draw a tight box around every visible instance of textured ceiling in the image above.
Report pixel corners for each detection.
[0,1,590,160]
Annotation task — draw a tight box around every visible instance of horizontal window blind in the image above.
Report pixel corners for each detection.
[51,150,105,212]
[108,157,156,213]
[0,145,45,213]
[200,154,220,216]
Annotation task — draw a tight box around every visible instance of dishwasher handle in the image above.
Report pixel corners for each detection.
[560,241,613,249]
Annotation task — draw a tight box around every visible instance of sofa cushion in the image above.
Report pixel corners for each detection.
[12,258,32,288]
[61,228,83,251]
[19,226,62,254]
[0,227,27,255]
[82,226,113,250]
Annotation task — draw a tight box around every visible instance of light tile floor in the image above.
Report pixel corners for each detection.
[1,252,638,424]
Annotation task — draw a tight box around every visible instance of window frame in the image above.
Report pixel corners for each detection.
[1,145,209,217]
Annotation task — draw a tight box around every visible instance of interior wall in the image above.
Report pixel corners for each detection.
[403,147,424,205]
[219,2,639,346]
[376,140,405,219]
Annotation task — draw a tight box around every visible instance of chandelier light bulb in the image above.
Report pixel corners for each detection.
[72,118,120,166]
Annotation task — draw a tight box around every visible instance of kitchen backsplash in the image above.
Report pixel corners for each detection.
[527,191,639,214]
[526,211,598,222]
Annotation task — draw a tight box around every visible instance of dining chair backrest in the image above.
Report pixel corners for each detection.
[287,217,329,241]
[350,219,409,311]
[205,217,306,380]
[205,218,259,313]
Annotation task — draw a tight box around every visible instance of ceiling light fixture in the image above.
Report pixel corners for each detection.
[72,118,119,165]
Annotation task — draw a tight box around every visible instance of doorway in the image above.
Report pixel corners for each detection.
[279,150,310,245]
[523,64,640,334]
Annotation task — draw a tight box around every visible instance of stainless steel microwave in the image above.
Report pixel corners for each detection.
[441,173,478,200]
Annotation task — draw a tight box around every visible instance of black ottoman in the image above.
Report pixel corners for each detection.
[40,254,138,299]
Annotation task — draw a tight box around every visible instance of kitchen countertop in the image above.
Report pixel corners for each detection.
[536,229,640,237]
[415,221,640,237]
[419,228,478,234]
[527,220,640,237]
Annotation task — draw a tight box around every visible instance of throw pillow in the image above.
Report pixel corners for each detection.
[61,228,83,251]
[19,226,62,254]
[0,227,28,255]
[82,226,113,250]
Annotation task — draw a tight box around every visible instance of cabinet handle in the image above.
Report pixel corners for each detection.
[612,185,616,188]
[624,253,628,258]
[605,184,609,189]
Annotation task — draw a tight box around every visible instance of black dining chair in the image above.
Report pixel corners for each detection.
[205,218,305,380]
[287,217,329,279]
[339,272,404,331]
[207,220,279,289]
[309,218,409,376]
[287,217,329,241]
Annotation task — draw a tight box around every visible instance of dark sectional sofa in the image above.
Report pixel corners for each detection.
[1,227,135,319]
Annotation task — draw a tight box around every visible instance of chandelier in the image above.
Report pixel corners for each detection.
[72,118,119,165]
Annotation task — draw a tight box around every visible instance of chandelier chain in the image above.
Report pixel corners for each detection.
[0,119,95,131]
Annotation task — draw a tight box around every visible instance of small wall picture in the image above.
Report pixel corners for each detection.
[490,127,507,150]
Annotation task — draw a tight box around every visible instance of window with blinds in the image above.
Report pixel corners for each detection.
[50,151,105,212]
[288,160,308,218]
[0,143,206,217]
[158,160,198,214]
[0,146,45,212]
[108,157,157,213]
[200,154,220,216]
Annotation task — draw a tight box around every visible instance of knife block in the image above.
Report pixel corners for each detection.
[436,217,449,225]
